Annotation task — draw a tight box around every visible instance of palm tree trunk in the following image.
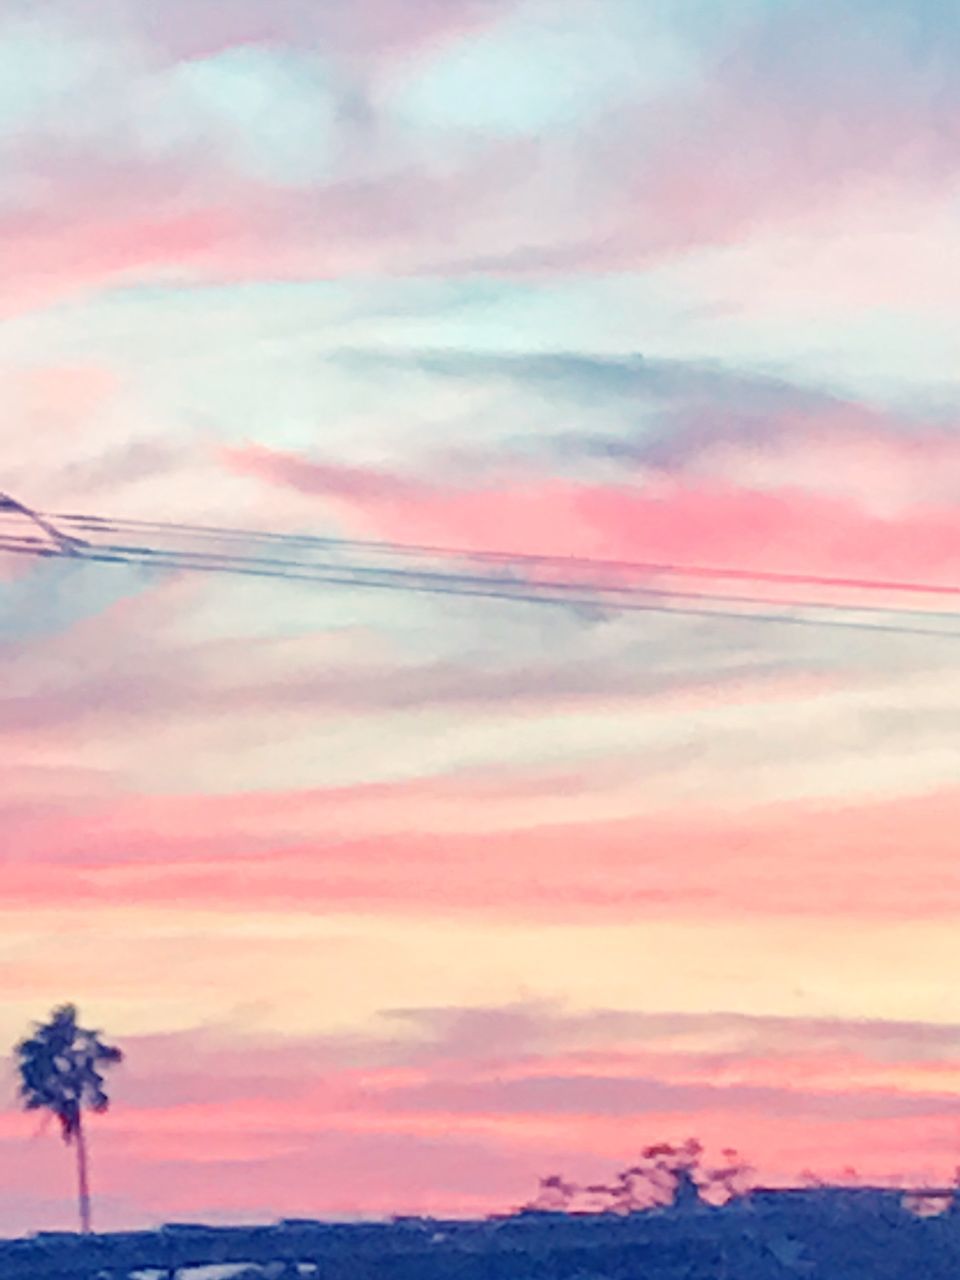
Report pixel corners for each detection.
[74,1115,92,1234]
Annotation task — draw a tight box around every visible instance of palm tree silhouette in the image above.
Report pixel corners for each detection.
[15,1004,123,1233]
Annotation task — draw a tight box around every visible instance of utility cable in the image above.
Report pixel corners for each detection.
[3,501,960,639]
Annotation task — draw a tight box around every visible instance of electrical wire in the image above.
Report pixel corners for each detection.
[4,537,959,638]
[7,532,960,625]
[41,509,960,599]
[3,503,960,639]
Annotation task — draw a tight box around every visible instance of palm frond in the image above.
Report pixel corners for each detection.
[12,1005,123,1143]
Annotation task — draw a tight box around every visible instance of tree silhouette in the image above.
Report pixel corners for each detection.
[527,1139,754,1215]
[629,1139,706,1210]
[703,1147,754,1203]
[14,1004,123,1233]
[527,1173,578,1211]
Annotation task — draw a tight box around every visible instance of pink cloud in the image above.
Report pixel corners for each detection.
[464,6,960,275]
[4,0,956,314]
[670,195,960,318]
[677,419,960,517]
[6,781,960,923]
[6,1004,960,1231]
[323,0,522,63]
[0,197,248,318]
[3,513,856,776]
[9,365,120,428]
[229,448,429,504]
[135,0,519,65]
[225,443,960,588]
[0,137,552,317]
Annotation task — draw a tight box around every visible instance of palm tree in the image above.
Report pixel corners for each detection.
[14,1004,123,1233]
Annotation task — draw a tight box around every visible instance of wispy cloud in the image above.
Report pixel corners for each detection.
[4,0,960,1233]
[7,1000,960,1229]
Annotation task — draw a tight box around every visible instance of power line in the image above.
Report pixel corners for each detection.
[0,492,86,553]
[8,531,960,625]
[42,509,960,600]
[3,502,960,639]
[4,536,959,639]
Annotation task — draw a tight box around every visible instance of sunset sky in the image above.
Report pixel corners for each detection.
[4,0,960,1235]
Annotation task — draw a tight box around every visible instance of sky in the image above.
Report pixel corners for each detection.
[3,0,960,1236]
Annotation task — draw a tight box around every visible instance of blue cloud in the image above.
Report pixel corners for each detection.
[386,0,695,139]
[0,559,146,643]
[171,46,341,184]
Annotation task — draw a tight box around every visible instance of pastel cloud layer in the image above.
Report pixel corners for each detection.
[2,0,960,1236]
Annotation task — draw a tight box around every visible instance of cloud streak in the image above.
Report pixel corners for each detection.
[3,0,960,1234]
[7,1001,960,1230]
